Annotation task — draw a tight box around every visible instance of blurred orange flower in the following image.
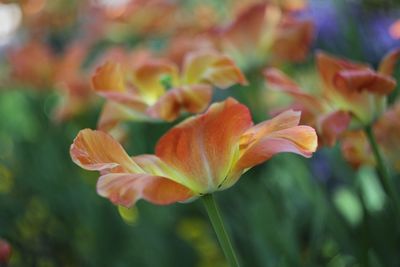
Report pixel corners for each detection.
[229,0,308,14]
[70,98,317,207]
[215,2,314,68]
[18,0,82,32]
[7,39,94,121]
[341,102,400,170]
[317,50,398,124]
[52,43,94,122]
[341,131,374,169]
[94,0,179,37]
[8,40,56,89]
[164,33,216,67]
[264,49,400,146]
[92,50,247,131]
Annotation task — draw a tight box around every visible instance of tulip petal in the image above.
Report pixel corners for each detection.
[271,19,314,62]
[236,110,317,170]
[182,51,247,88]
[180,84,213,113]
[148,85,212,122]
[132,154,190,184]
[155,98,253,193]
[70,129,142,173]
[92,62,126,93]
[316,51,385,123]
[341,131,374,169]
[97,173,193,207]
[316,51,370,90]
[147,89,182,122]
[264,68,300,91]
[318,110,351,146]
[98,102,152,131]
[97,91,148,109]
[264,68,325,112]
[217,3,266,55]
[334,69,396,95]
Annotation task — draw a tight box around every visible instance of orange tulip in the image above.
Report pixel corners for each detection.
[264,68,351,146]
[92,50,247,131]
[340,131,375,169]
[341,102,400,170]
[70,98,317,207]
[215,2,314,68]
[317,50,398,125]
[264,49,400,146]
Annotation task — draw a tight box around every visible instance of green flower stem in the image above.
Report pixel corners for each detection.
[202,194,241,267]
[364,125,400,215]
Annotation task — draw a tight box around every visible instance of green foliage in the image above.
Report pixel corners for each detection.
[1,0,400,266]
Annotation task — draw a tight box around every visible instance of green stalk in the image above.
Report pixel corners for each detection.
[364,125,400,216]
[202,194,241,267]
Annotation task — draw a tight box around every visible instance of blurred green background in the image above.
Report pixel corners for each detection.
[0,0,400,266]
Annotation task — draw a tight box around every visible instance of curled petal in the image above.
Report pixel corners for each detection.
[317,51,392,124]
[182,51,247,88]
[318,110,351,146]
[155,98,253,193]
[250,109,302,134]
[70,129,141,172]
[97,173,193,207]
[334,69,396,95]
[238,110,302,153]
[236,110,317,171]
[316,51,370,90]
[92,62,126,92]
[378,48,400,76]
